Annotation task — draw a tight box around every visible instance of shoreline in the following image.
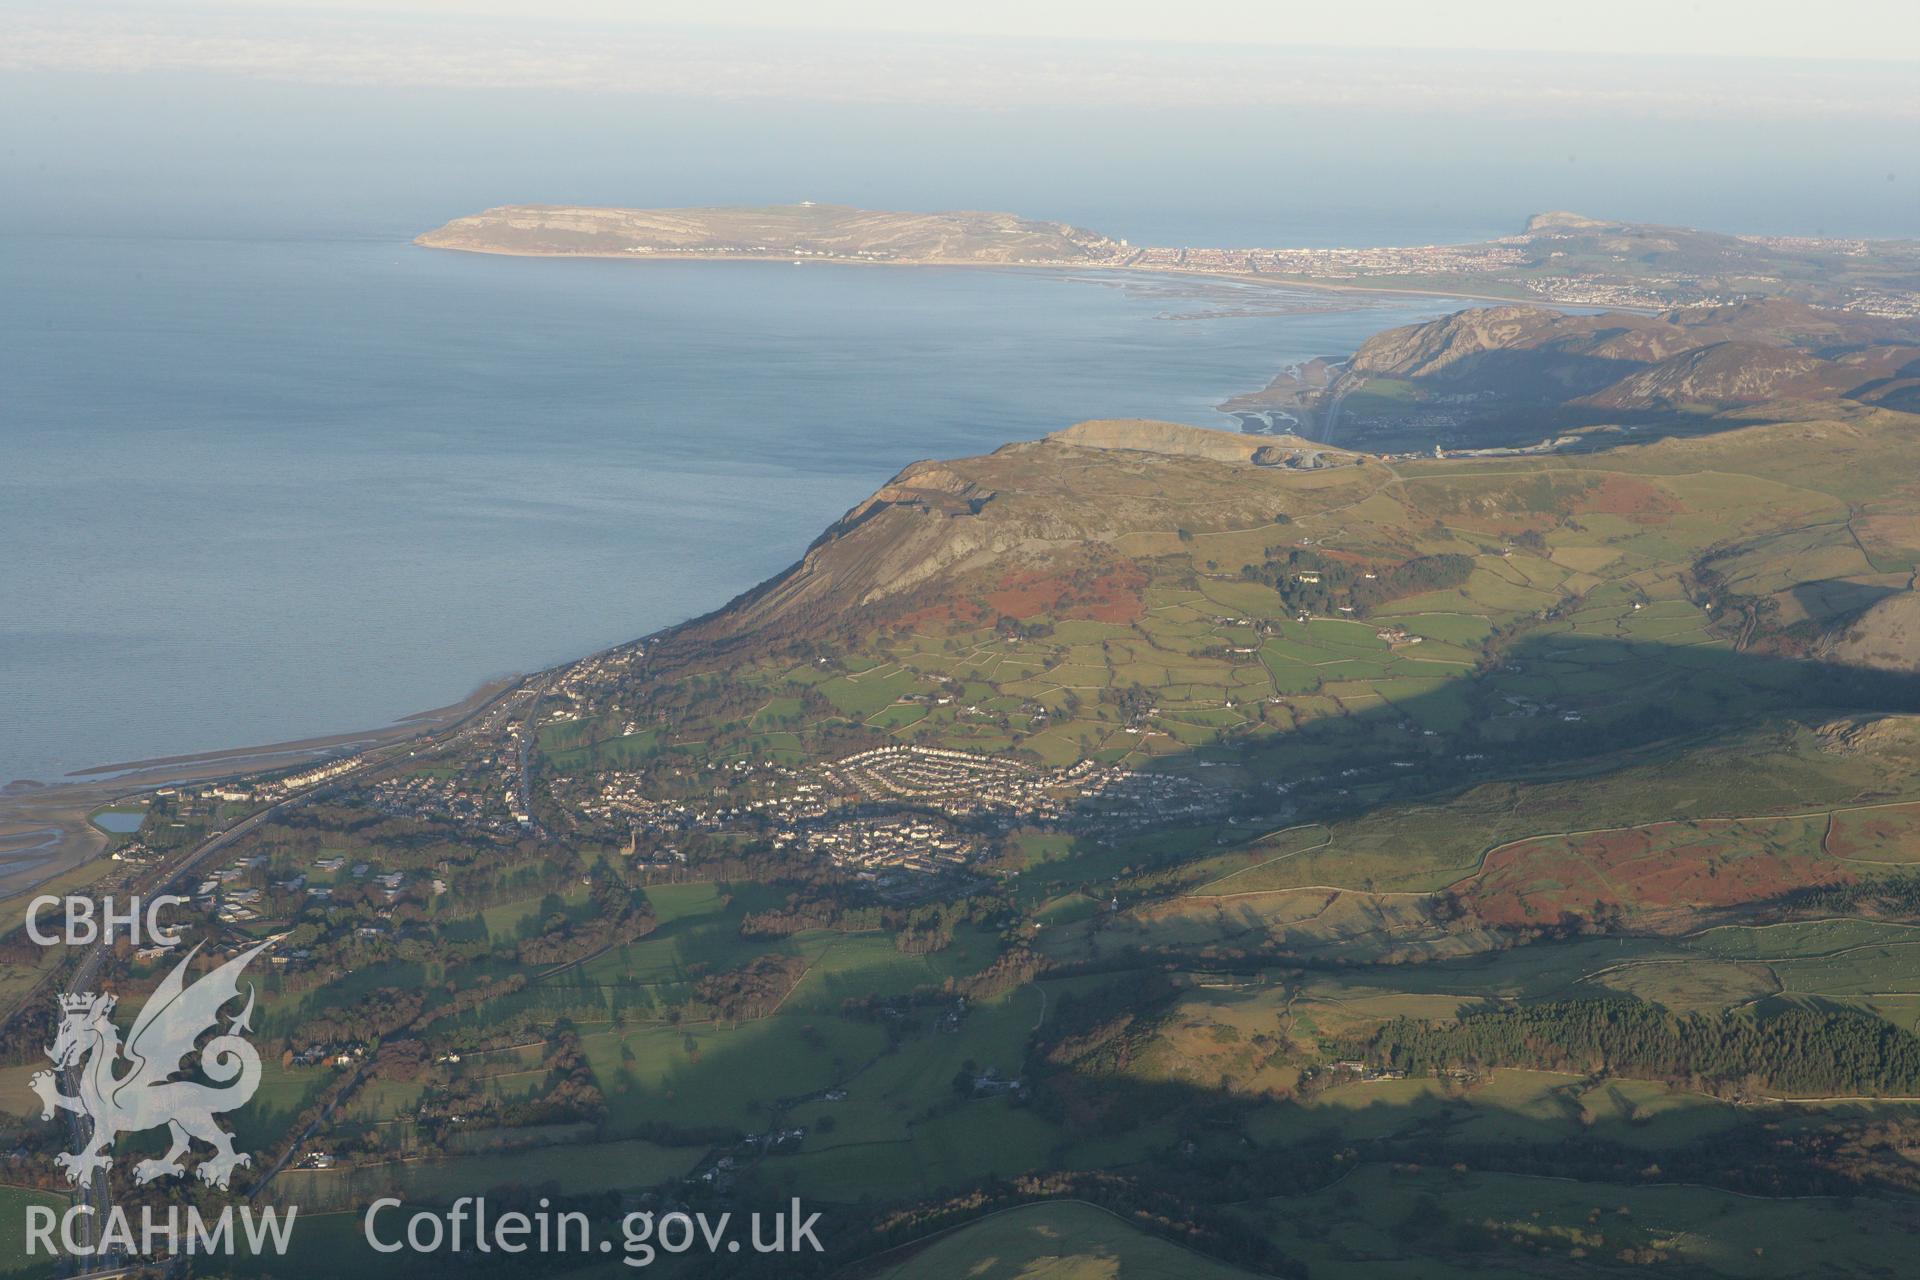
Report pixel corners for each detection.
[0,247,1535,908]
[0,257,1441,903]
[0,676,519,901]
[411,241,1613,312]
[59,678,513,779]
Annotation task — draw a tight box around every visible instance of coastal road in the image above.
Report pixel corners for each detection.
[1319,366,1357,447]
[513,677,553,839]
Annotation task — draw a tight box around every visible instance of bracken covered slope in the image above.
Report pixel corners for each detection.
[676,421,1367,646]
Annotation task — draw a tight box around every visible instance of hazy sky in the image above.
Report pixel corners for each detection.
[6,3,1918,119]
[36,0,1920,63]
[4,1,1916,242]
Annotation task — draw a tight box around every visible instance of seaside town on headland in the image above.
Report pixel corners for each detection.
[417,204,1920,318]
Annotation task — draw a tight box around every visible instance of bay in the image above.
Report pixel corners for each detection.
[0,233,1462,785]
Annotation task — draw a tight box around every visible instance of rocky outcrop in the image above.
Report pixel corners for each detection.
[1046,419,1269,463]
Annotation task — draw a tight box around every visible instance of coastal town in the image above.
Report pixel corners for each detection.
[420,202,1920,318]
[111,658,1238,906]
[536,742,1232,888]
[1124,240,1529,282]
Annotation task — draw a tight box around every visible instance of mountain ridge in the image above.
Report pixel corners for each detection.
[1323,298,1920,449]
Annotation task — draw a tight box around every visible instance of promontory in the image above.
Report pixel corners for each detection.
[414,202,1131,265]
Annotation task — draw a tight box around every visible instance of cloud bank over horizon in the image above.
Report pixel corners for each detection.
[7,8,1920,119]
[19,0,1920,65]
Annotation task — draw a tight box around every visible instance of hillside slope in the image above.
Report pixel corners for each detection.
[1830,592,1920,672]
[679,420,1366,645]
[1324,299,1920,450]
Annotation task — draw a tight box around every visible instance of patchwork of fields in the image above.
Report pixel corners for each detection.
[12,408,1920,1278]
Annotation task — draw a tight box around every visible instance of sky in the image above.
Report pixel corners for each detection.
[4,3,1918,120]
[2,1,1916,243]
[25,0,1920,64]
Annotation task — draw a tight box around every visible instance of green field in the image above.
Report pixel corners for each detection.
[0,1186,71,1278]
[15,390,1920,1278]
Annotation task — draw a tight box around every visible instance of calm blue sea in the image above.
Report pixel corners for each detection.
[0,233,1466,785]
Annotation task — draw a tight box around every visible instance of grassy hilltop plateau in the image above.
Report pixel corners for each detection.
[415,203,1127,265]
[14,225,1920,1278]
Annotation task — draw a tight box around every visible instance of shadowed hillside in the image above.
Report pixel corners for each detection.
[1316,299,1920,451]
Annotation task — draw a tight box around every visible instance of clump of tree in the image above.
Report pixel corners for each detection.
[694,953,810,1022]
[504,1025,605,1126]
[1797,873,1920,918]
[1263,549,1473,618]
[1345,998,1920,1098]
[290,986,428,1051]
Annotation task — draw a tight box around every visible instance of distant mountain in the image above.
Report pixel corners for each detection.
[1348,305,1685,395]
[416,203,1127,265]
[1329,298,1920,449]
[1523,211,1615,232]
[1515,214,1808,278]
[1350,299,1906,382]
[1579,342,1835,412]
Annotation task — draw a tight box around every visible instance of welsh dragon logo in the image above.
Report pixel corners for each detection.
[30,940,269,1189]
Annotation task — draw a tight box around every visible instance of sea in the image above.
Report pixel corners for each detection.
[9,68,1905,789]
[0,232,1468,786]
